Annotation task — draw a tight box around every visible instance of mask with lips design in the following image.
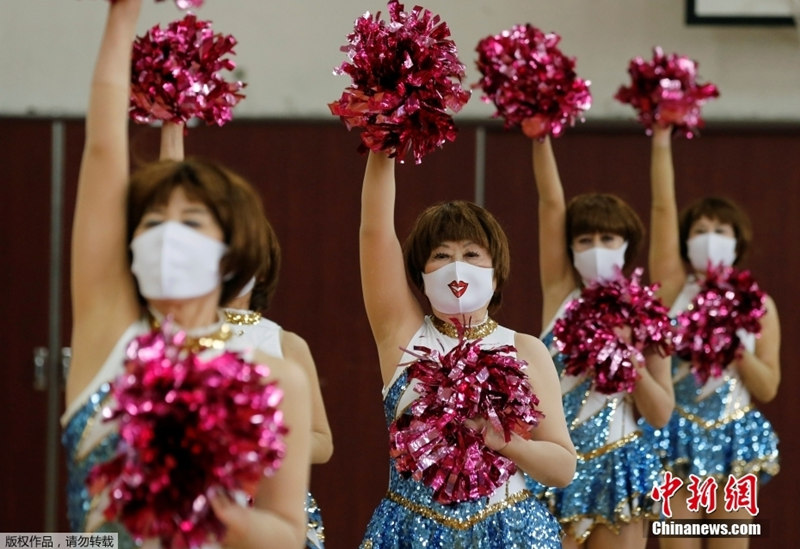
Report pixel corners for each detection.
[421,261,495,315]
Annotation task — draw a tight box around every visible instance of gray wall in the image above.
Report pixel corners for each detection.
[3,0,800,120]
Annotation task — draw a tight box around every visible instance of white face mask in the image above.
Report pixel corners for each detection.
[572,242,628,284]
[130,221,228,299]
[687,233,737,272]
[422,261,495,315]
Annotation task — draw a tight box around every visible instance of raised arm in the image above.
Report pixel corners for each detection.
[648,124,686,306]
[360,152,424,385]
[68,0,143,404]
[281,330,334,464]
[159,121,185,161]
[531,137,574,327]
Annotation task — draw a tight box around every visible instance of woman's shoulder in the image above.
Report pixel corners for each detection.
[511,332,559,385]
[512,331,549,355]
[253,352,310,399]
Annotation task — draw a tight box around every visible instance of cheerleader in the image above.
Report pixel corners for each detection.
[643,124,780,549]
[530,135,674,548]
[160,116,334,549]
[63,2,310,547]
[358,151,575,548]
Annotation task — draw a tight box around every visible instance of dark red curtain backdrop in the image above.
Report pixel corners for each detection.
[2,118,796,549]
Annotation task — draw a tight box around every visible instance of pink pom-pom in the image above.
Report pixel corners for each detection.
[389,322,543,504]
[328,0,471,164]
[615,46,719,138]
[474,24,591,140]
[86,322,287,549]
[553,268,673,394]
[673,265,766,384]
[130,14,246,127]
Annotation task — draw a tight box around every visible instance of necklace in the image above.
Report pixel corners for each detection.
[431,315,498,340]
[148,310,232,352]
[224,309,262,326]
[186,323,232,352]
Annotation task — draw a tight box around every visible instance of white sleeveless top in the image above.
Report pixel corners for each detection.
[224,308,284,358]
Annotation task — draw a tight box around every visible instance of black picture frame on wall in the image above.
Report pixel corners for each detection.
[687,0,795,25]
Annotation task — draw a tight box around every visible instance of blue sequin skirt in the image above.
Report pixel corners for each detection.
[360,468,562,549]
[537,434,660,542]
[643,406,780,483]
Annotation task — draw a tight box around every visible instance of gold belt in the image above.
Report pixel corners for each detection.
[577,431,641,461]
[385,488,532,530]
[677,403,754,430]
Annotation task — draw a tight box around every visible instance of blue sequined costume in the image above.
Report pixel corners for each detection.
[360,317,563,549]
[528,292,660,543]
[225,309,326,549]
[641,277,780,484]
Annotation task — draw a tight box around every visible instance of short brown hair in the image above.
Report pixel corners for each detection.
[403,201,510,313]
[248,216,282,314]
[126,158,275,305]
[679,196,752,265]
[566,193,645,269]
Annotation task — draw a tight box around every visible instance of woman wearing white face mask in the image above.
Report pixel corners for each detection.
[646,124,780,549]
[530,136,675,549]
[358,151,575,548]
[161,120,334,549]
[63,2,311,548]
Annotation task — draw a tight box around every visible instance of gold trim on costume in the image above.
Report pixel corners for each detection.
[554,491,658,543]
[576,431,641,461]
[566,385,594,430]
[676,404,754,430]
[189,323,232,352]
[224,309,263,326]
[385,489,531,529]
[663,453,781,482]
[431,316,498,340]
[566,389,632,431]
[148,313,233,353]
[731,454,781,479]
